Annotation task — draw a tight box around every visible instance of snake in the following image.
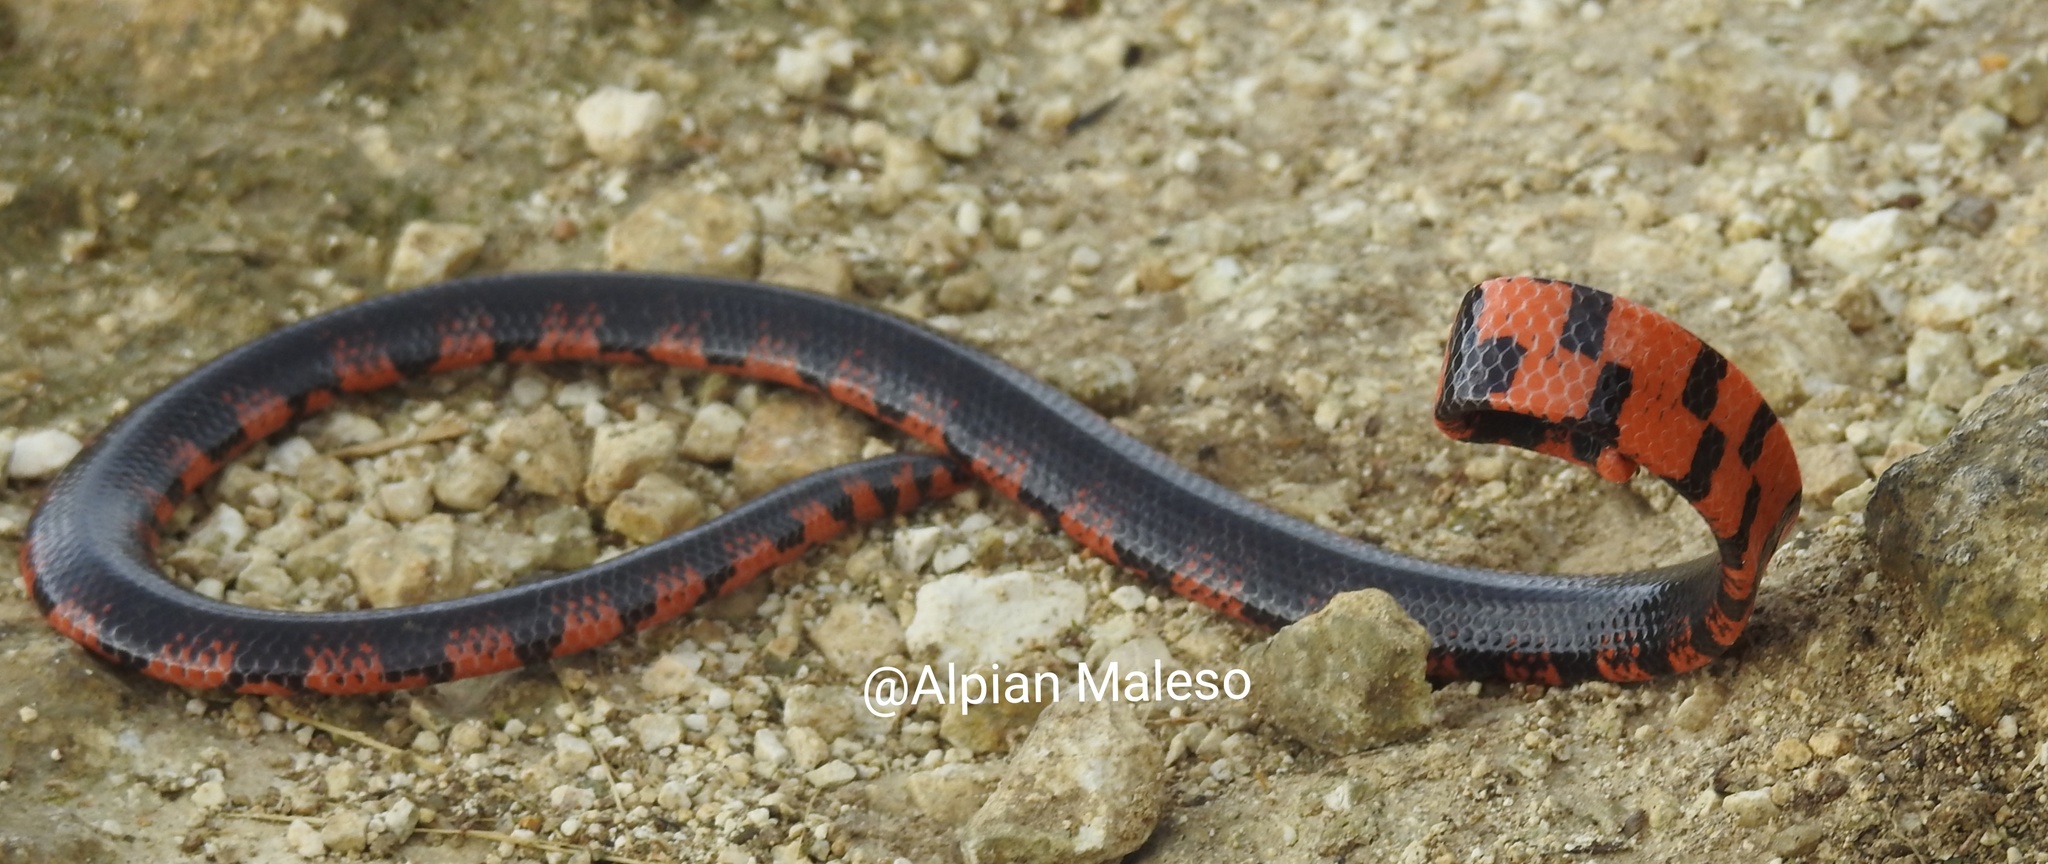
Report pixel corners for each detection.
[19,272,1802,694]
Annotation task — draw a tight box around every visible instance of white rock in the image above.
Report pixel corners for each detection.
[325,761,360,796]
[432,446,512,511]
[804,760,858,788]
[1904,283,1995,331]
[446,720,490,754]
[1750,260,1793,304]
[584,422,678,505]
[807,602,906,674]
[1940,105,2008,162]
[656,779,693,811]
[1809,209,1917,274]
[574,87,667,164]
[6,429,82,479]
[314,411,384,447]
[1905,328,1984,409]
[189,780,227,809]
[605,187,761,278]
[782,683,892,740]
[1714,238,1782,284]
[892,525,944,572]
[378,477,435,522]
[786,726,830,771]
[931,543,973,574]
[371,797,419,846]
[639,648,704,698]
[387,220,485,290]
[875,137,943,209]
[931,106,986,158]
[192,505,251,552]
[753,728,791,767]
[553,733,597,774]
[905,570,1088,667]
[287,819,326,857]
[1721,788,1779,826]
[1188,256,1244,304]
[679,402,746,464]
[630,713,683,751]
[264,436,319,474]
[321,809,368,854]
[774,47,833,99]
[1108,585,1149,612]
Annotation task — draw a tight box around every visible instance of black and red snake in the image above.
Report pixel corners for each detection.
[19,273,1802,694]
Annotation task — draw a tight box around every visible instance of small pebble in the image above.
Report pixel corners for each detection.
[1770,737,1815,772]
[928,41,978,84]
[774,47,832,99]
[1904,283,1994,331]
[1904,329,1984,409]
[1808,728,1855,758]
[1044,354,1139,416]
[803,760,858,789]
[6,429,83,480]
[893,525,943,572]
[287,820,326,858]
[1768,822,1826,858]
[1031,95,1078,135]
[760,249,855,298]
[585,422,679,504]
[753,729,791,768]
[574,86,667,164]
[603,472,705,544]
[387,221,485,290]
[1108,585,1149,611]
[1068,245,1103,275]
[1721,788,1779,826]
[1939,196,1998,235]
[1974,55,2047,126]
[1810,209,1916,274]
[189,780,228,809]
[1939,105,2008,161]
[553,734,597,775]
[680,402,747,464]
[730,397,866,497]
[321,810,369,855]
[487,405,586,499]
[930,106,986,159]
[432,447,512,511]
[806,602,906,674]
[1670,682,1727,732]
[607,187,762,278]
[936,269,996,313]
[377,479,435,522]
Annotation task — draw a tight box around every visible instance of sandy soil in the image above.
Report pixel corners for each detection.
[3,0,2046,861]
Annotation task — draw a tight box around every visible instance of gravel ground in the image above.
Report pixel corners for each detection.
[3,0,2047,861]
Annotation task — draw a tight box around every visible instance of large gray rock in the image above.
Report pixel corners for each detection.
[1242,589,1433,752]
[1869,366,2048,724]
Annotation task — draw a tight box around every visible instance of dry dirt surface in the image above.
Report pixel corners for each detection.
[3,0,2047,862]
